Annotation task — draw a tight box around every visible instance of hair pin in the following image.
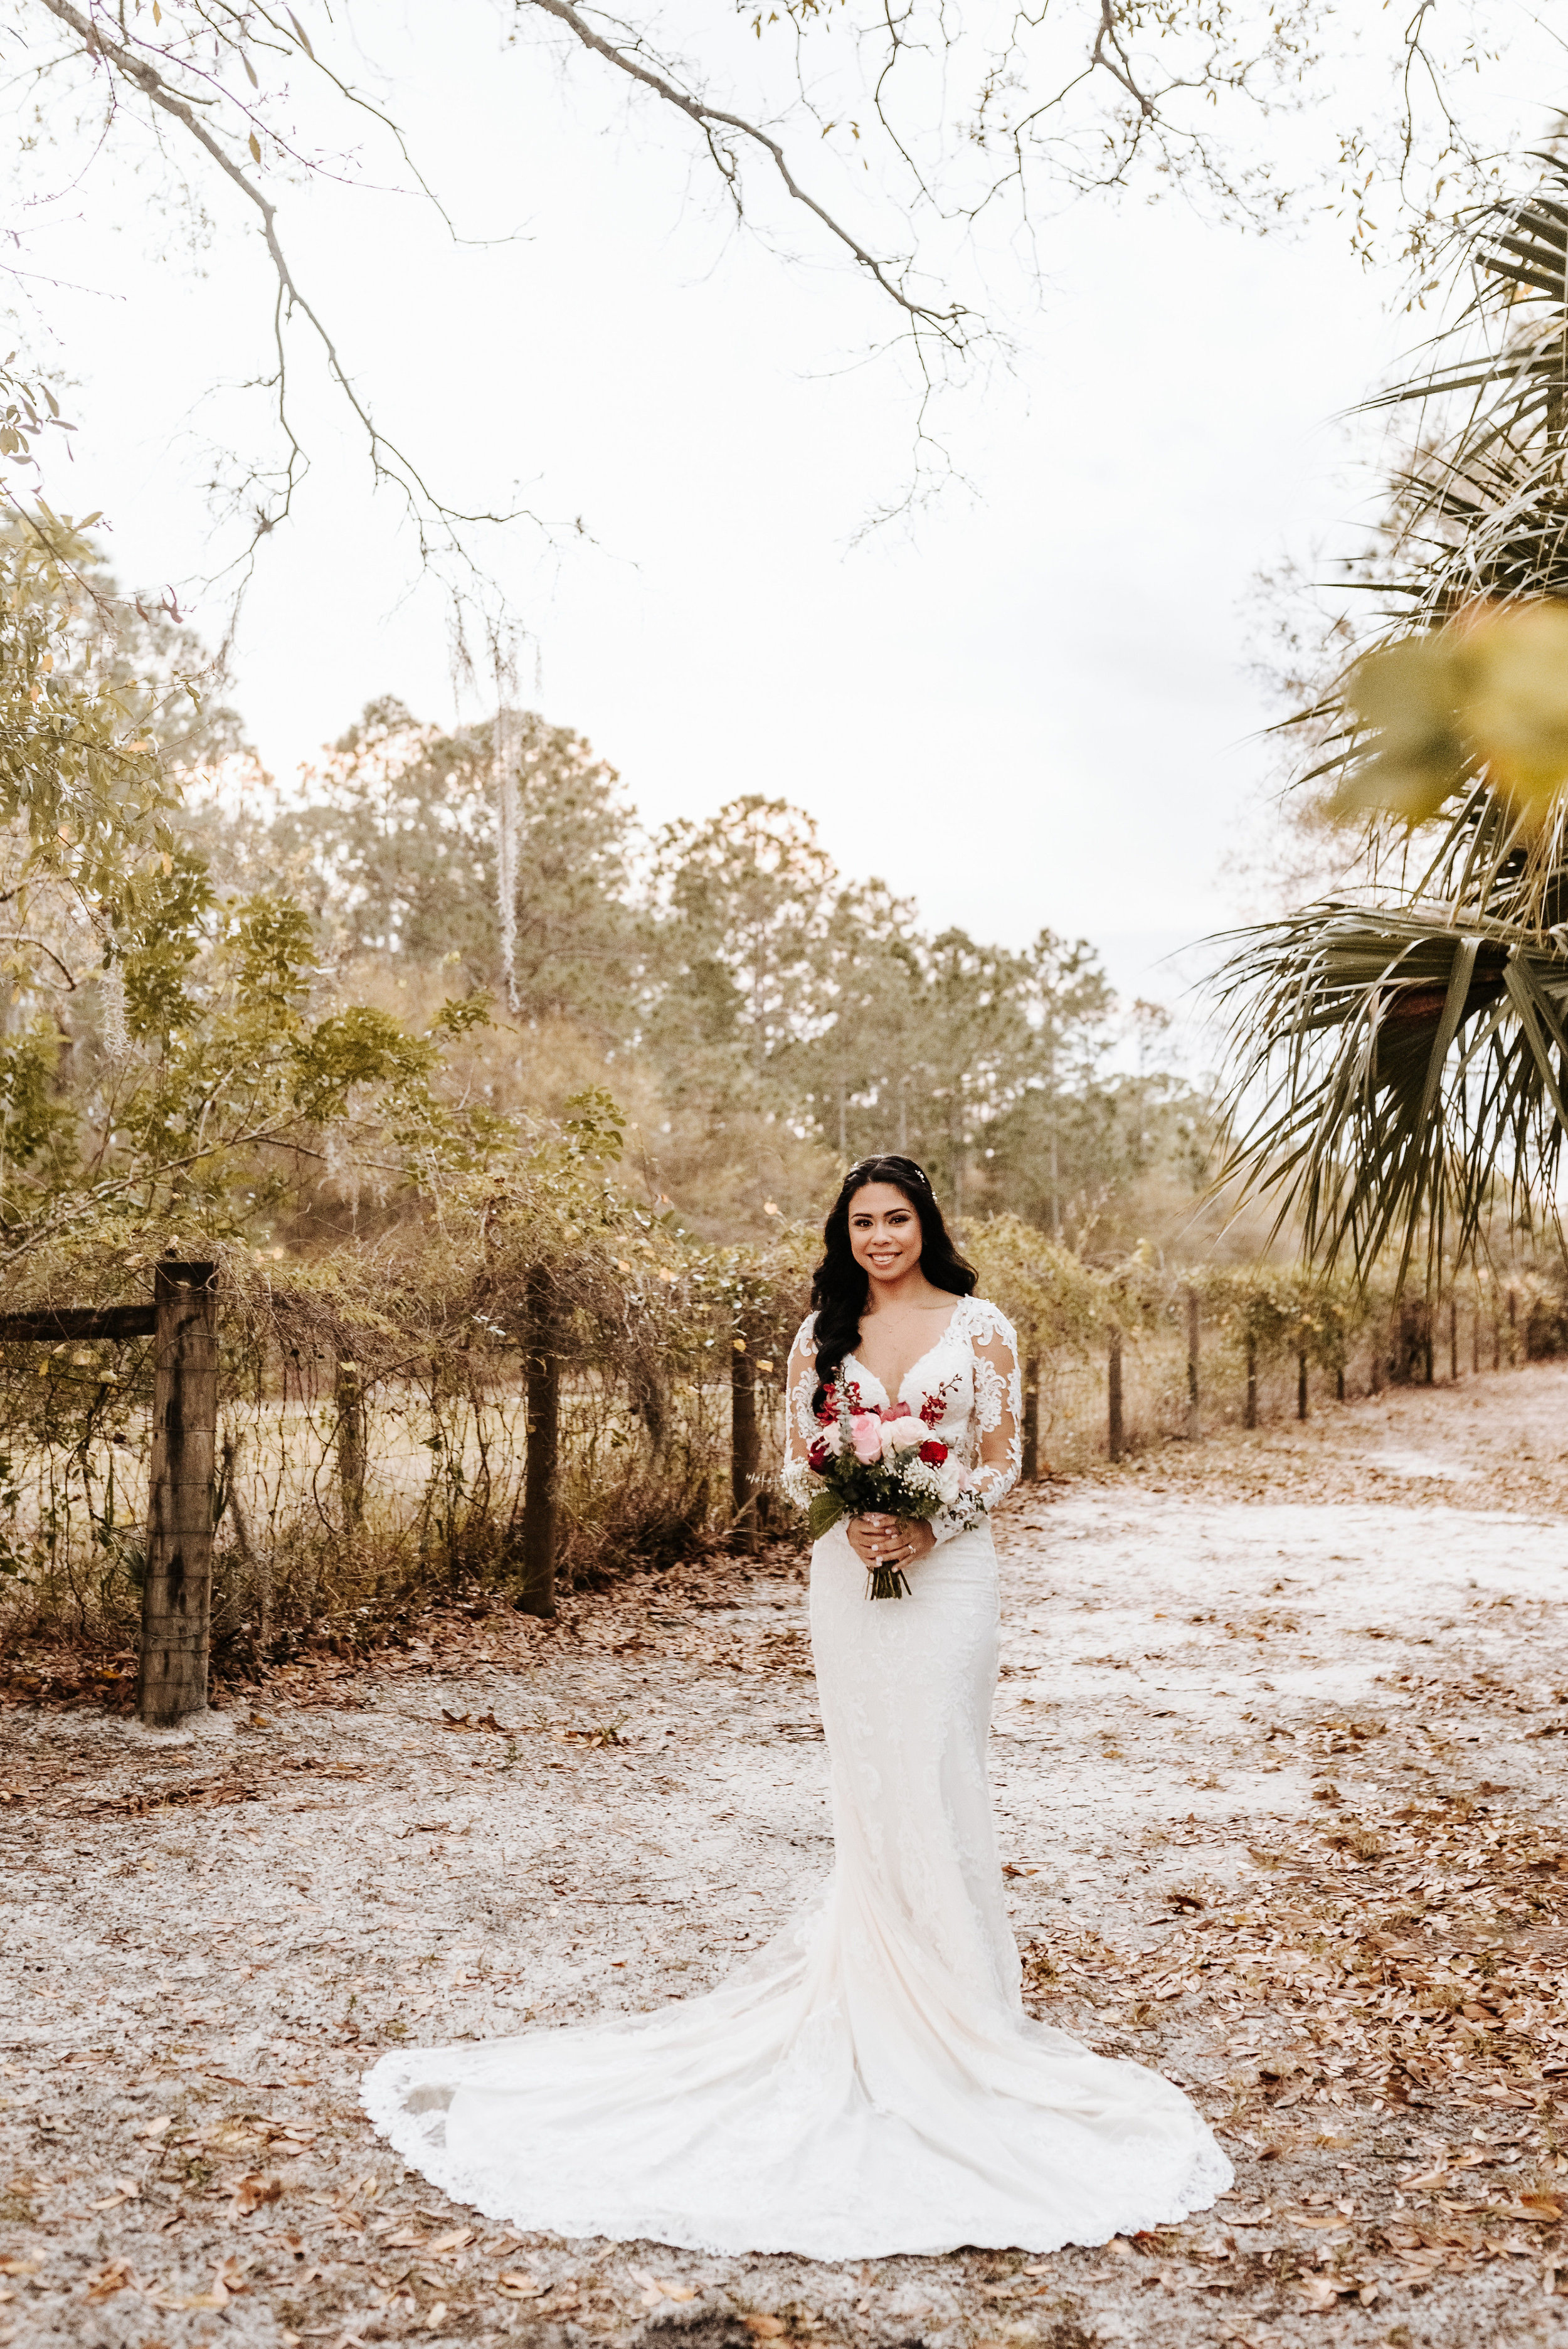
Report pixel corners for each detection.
[847,1155,931,1187]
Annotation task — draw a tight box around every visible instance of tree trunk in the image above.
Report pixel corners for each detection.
[1449,1295,1459,1382]
[1107,1332,1124,1463]
[518,1265,560,1618]
[1296,1350,1308,1421]
[1022,1352,1040,1481]
[138,1262,219,1729]
[730,1334,760,1554]
[1244,1332,1258,1428]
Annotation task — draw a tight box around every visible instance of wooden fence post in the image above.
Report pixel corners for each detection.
[336,1356,366,1524]
[137,1261,219,1729]
[1449,1296,1459,1382]
[518,1264,559,1618]
[1507,1287,1518,1365]
[1022,1352,1040,1482]
[1296,1350,1309,1421]
[1371,1322,1384,1393]
[1108,1331,1124,1464]
[1244,1332,1258,1429]
[1185,1288,1200,1443]
[729,1334,760,1554]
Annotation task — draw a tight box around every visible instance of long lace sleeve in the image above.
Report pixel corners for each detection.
[968,1315,1023,1511]
[926,1307,1023,1546]
[780,1316,820,1510]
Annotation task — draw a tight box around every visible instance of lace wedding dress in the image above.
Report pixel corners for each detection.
[363,1295,1230,2256]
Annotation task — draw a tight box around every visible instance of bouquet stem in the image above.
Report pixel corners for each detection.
[866,1562,911,1601]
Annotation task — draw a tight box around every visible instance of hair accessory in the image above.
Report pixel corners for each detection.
[849,1155,930,1187]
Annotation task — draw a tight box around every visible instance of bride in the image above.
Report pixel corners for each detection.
[363,1153,1230,2257]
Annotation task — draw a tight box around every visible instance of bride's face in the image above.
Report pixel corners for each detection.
[847,1182,924,1284]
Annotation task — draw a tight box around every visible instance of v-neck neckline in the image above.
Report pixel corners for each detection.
[845,1300,965,1403]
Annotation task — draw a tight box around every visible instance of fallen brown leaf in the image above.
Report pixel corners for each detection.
[426,2226,475,2256]
[88,2178,140,2211]
[231,2173,282,2215]
[83,2261,139,2303]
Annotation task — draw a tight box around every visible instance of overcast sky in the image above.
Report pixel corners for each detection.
[21,3,1557,1024]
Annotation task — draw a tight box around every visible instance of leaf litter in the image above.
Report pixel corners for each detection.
[3,1362,1568,2343]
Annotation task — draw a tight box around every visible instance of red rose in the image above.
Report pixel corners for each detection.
[807,1437,830,1470]
[918,1438,948,1465]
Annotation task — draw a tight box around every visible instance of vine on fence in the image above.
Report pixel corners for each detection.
[1,1140,1563,1677]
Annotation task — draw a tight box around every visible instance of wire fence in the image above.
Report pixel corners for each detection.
[1,1209,1563,1682]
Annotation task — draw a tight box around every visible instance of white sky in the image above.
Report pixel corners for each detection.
[19,3,1558,1021]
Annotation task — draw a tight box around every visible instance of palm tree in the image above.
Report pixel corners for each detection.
[1216,153,1568,1290]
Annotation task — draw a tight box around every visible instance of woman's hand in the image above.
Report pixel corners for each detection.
[845,1514,936,1576]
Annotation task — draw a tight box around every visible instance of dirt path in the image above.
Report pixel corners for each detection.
[4,1362,1568,2349]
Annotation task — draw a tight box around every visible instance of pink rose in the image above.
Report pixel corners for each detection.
[881,1400,914,1421]
[848,1412,883,1464]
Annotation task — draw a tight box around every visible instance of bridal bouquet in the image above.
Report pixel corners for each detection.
[801,1381,971,1598]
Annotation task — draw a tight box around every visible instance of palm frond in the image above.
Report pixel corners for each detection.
[1215,901,1567,1285]
[1217,154,1568,1285]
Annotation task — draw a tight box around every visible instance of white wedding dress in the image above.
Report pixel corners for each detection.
[363,1296,1230,2256]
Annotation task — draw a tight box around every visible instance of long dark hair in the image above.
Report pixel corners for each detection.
[810,1155,976,1407]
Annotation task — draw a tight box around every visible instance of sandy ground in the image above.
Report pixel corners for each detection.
[4,1359,1568,2349]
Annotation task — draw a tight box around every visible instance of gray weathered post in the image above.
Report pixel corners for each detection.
[1107,1330,1124,1464]
[729,1333,760,1554]
[1184,1288,1200,1443]
[518,1264,560,1618]
[138,1261,220,1728]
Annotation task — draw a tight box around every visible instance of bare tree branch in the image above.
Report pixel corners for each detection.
[522,0,968,344]
[34,0,538,609]
[1091,1,1158,119]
